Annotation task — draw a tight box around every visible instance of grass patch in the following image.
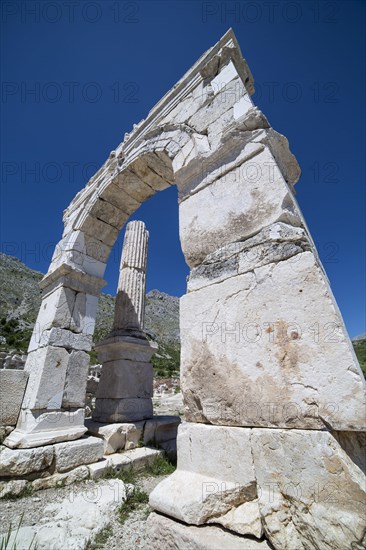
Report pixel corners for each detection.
[102,465,138,485]
[0,513,37,550]
[145,455,176,477]
[1,484,33,501]
[88,525,113,549]
[118,487,149,524]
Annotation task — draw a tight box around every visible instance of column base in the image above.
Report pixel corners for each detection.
[3,408,86,449]
[92,398,153,423]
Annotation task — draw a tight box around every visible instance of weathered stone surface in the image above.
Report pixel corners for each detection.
[188,222,309,291]
[207,500,263,539]
[96,335,157,363]
[149,423,259,534]
[251,428,366,550]
[32,465,89,490]
[93,397,153,423]
[4,408,86,448]
[179,145,301,268]
[143,415,181,446]
[49,230,109,277]
[107,447,163,473]
[54,436,104,473]
[62,350,90,408]
[28,327,92,353]
[0,479,28,499]
[88,459,109,480]
[0,426,13,443]
[181,251,366,431]
[0,370,28,426]
[95,360,153,399]
[122,422,145,450]
[146,513,272,550]
[85,420,127,454]
[22,346,69,410]
[0,444,54,477]
[2,480,126,549]
[112,221,149,333]
[77,215,119,247]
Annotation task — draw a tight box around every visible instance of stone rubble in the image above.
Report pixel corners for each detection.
[1,479,126,550]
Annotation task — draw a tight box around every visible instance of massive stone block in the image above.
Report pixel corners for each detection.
[181,248,366,431]
[147,513,272,550]
[150,423,366,550]
[0,370,28,426]
[251,428,366,550]
[149,423,261,537]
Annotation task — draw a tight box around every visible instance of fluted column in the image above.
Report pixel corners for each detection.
[92,220,157,423]
[113,221,148,335]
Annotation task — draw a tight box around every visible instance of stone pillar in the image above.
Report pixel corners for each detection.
[4,264,105,449]
[92,221,157,423]
[112,220,148,336]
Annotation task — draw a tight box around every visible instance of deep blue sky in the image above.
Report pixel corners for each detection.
[1,1,365,337]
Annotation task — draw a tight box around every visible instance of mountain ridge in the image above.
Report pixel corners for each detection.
[0,253,180,376]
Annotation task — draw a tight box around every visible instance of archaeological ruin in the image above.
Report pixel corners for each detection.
[1,28,365,549]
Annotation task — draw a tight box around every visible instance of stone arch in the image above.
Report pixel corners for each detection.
[49,123,201,284]
[7,29,365,467]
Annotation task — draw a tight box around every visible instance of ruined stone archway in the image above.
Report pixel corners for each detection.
[5,29,365,550]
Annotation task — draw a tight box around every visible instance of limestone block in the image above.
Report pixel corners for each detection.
[207,500,263,539]
[70,293,99,336]
[143,415,181,446]
[0,370,28,426]
[149,423,259,532]
[99,181,140,214]
[179,146,301,267]
[0,479,28,499]
[188,222,309,291]
[87,197,126,229]
[129,155,173,191]
[116,168,156,203]
[95,360,153,399]
[96,335,157,363]
[251,428,366,550]
[181,251,366,431]
[233,94,254,120]
[211,60,241,92]
[0,444,54,477]
[32,465,89,490]
[4,408,86,448]
[34,285,76,332]
[88,458,109,480]
[146,513,272,550]
[85,419,127,454]
[0,426,13,442]
[93,397,153,423]
[188,76,246,133]
[50,231,109,277]
[159,84,208,126]
[107,447,163,473]
[122,421,145,450]
[79,215,119,247]
[54,436,104,473]
[22,346,70,410]
[28,327,92,353]
[62,350,90,408]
